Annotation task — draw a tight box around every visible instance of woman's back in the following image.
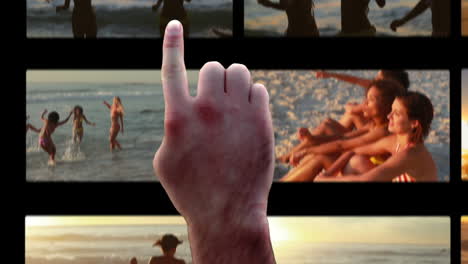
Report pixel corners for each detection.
[161,0,188,19]
[285,0,318,36]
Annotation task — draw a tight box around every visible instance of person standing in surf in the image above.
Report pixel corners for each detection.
[340,0,385,36]
[71,105,95,144]
[152,0,191,38]
[56,0,97,38]
[390,0,450,37]
[257,0,319,37]
[103,97,124,152]
[38,109,73,166]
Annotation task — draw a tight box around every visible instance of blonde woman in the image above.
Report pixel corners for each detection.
[103,96,124,151]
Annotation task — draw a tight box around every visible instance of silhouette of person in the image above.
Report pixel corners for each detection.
[56,0,97,38]
[390,0,450,36]
[152,0,191,38]
[257,0,319,36]
[340,0,385,36]
[148,234,185,264]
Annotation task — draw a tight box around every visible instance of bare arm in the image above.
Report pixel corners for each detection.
[41,109,48,121]
[83,115,95,126]
[103,101,111,109]
[390,0,431,30]
[120,114,124,133]
[305,126,387,155]
[318,150,414,182]
[323,151,356,176]
[56,0,71,11]
[152,0,163,12]
[316,71,373,89]
[27,124,42,133]
[57,111,73,126]
[257,0,287,10]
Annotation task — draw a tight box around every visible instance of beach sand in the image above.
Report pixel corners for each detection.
[251,70,450,181]
[463,4,468,36]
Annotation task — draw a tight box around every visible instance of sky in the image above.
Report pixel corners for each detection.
[25,216,450,245]
[26,70,200,84]
[462,70,468,120]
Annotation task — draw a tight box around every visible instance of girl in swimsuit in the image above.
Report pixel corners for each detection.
[56,0,97,38]
[277,70,410,164]
[315,91,437,182]
[152,0,191,38]
[72,105,95,144]
[280,79,405,182]
[26,115,41,134]
[103,97,124,152]
[257,0,319,37]
[38,109,73,166]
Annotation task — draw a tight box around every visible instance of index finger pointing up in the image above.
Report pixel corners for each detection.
[162,20,189,109]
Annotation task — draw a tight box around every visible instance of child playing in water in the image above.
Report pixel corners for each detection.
[26,115,41,133]
[39,109,72,166]
[72,105,95,143]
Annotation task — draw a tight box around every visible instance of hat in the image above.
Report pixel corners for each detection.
[153,234,183,250]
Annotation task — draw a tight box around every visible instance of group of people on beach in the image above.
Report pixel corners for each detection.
[26,96,124,166]
[48,0,191,38]
[257,0,450,36]
[130,234,186,264]
[278,70,438,182]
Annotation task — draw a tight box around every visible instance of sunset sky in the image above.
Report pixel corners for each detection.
[25,216,450,246]
[463,70,468,152]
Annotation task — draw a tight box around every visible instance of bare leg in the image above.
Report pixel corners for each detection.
[342,155,376,175]
[280,154,337,182]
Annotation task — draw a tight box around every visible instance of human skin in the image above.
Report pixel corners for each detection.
[153,20,276,264]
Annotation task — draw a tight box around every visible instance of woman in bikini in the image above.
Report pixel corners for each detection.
[315,91,437,182]
[72,105,95,144]
[257,0,319,37]
[152,0,191,38]
[39,109,73,166]
[103,97,124,151]
[279,79,405,182]
[277,70,410,165]
[56,0,97,38]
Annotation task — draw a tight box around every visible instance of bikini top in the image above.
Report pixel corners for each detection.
[391,143,416,183]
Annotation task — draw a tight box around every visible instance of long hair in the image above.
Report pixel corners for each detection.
[367,79,406,121]
[112,96,125,116]
[396,91,434,143]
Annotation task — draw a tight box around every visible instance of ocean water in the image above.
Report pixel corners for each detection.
[245,0,433,36]
[27,0,232,38]
[26,81,173,181]
[25,224,450,264]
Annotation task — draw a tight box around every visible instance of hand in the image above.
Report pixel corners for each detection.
[290,150,306,166]
[92,122,96,126]
[153,20,275,264]
[297,127,309,141]
[390,19,404,32]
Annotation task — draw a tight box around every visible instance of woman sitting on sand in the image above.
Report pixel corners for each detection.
[257,0,319,37]
[314,91,437,182]
[280,79,405,182]
[103,97,124,151]
[277,70,409,164]
[152,0,191,38]
[56,0,97,38]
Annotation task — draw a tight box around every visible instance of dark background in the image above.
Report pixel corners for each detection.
[17,0,468,263]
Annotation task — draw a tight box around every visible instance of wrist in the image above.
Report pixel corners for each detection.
[187,212,275,264]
